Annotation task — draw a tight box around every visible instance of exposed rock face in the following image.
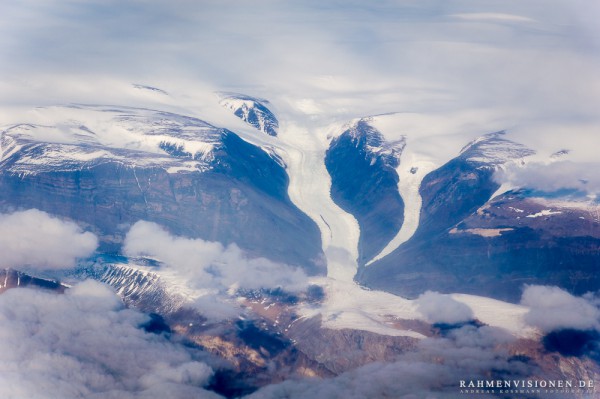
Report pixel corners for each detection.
[0,107,324,274]
[0,268,66,293]
[415,131,534,239]
[285,315,418,375]
[326,120,405,264]
[415,157,499,238]
[80,261,419,394]
[360,193,600,302]
[220,94,279,137]
[85,262,600,398]
[358,132,600,302]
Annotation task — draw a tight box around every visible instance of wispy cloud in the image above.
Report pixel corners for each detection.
[0,1,598,123]
[449,13,536,23]
[0,1,597,188]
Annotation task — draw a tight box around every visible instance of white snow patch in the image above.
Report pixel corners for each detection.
[304,278,536,339]
[490,181,516,200]
[451,294,536,338]
[166,162,206,174]
[302,278,424,338]
[449,227,514,238]
[526,209,562,218]
[153,266,217,302]
[220,98,254,111]
[0,106,223,174]
[220,97,275,135]
[530,197,600,213]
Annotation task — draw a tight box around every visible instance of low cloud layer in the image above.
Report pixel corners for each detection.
[415,291,474,324]
[521,285,600,333]
[0,280,220,398]
[124,221,308,293]
[0,209,98,270]
[496,161,600,196]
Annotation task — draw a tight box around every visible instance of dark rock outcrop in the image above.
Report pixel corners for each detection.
[326,120,405,264]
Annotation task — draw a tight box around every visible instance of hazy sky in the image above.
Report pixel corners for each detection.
[2,0,598,198]
[1,1,599,121]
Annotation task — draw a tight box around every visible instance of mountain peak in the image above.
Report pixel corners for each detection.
[344,119,406,169]
[219,93,279,136]
[459,131,534,166]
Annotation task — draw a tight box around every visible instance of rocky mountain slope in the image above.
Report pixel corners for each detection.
[0,105,323,274]
[356,130,600,301]
[220,94,279,137]
[325,120,406,264]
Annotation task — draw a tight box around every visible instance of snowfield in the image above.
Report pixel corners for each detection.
[303,278,537,339]
[0,106,220,175]
[451,293,536,338]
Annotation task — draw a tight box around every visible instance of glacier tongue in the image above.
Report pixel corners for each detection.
[2,100,363,282]
[366,157,435,266]
[200,99,362,281]
[277,122,360,282]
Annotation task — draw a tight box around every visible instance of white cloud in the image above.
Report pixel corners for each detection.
[0,209,98,270]
[124,221,309,293]
[416,291,474,324]
[495,160,600,196]
[0,280,220,399]
[521,285,600,332]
